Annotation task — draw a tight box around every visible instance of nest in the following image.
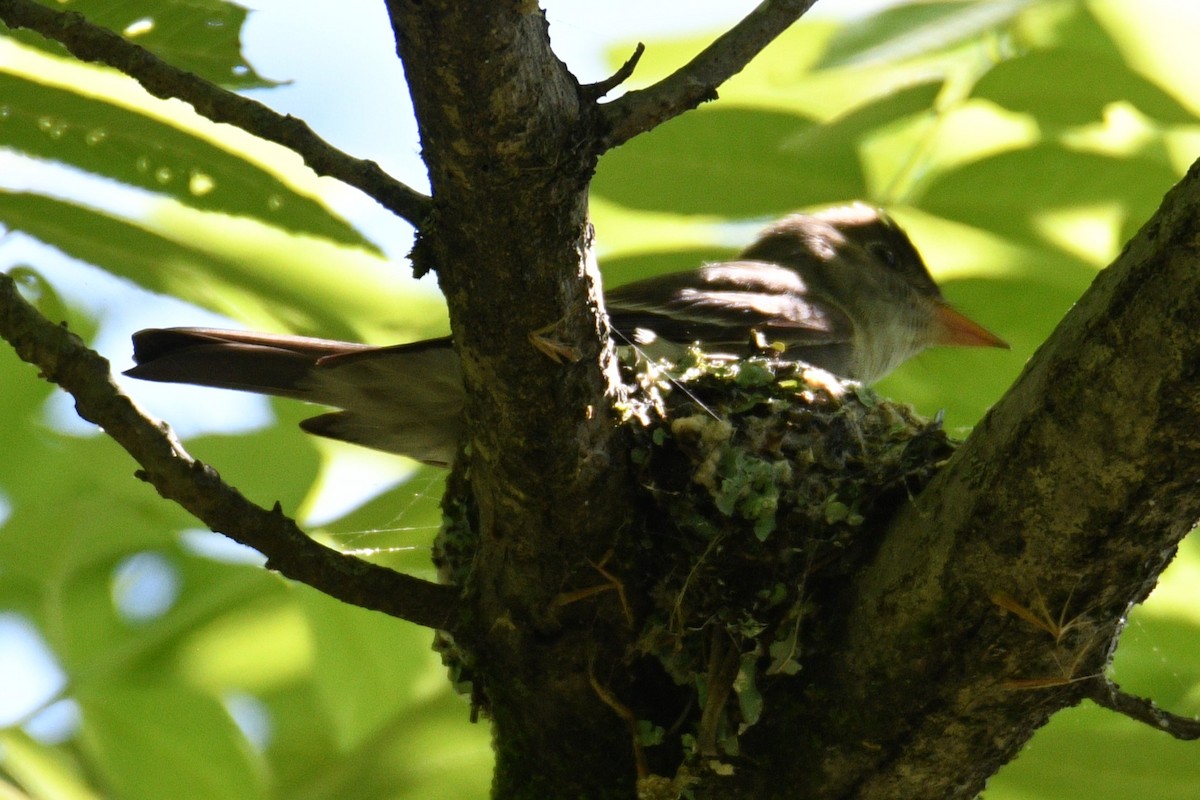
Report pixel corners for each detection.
[433,348,957,762]
[619,350,956,755]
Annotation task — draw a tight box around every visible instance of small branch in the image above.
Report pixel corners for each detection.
[597,0,820,149]
[1089,680,1200,740]
[581,43,645,102]
[0,0,431,226]
[0,271,459,632]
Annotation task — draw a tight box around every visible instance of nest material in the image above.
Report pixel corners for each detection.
[621,350,956,754]
[432,348,958,760]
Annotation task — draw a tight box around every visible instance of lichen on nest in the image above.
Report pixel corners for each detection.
[618,348,956,756]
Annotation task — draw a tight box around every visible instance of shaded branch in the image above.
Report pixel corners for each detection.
[581,43,645,102]
[0,0,431,226]
[0,271,460,632]
[597,0,819,149]
[1090,680,1200,741]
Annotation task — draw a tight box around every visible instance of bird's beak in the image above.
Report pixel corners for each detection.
[932,302,1009,349]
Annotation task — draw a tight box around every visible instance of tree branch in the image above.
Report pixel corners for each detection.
[0,271,460,632]
[1090,680,1200,741]
[785,159,1200,798]
[597,0,820,149]
[581,43,645,102]
[0,0,431,226]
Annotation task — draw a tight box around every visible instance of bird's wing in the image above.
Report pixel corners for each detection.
[606,261,854,350]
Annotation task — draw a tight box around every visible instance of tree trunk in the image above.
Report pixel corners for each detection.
[388,2,640,794]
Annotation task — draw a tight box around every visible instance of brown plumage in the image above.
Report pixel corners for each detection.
[127,205,1006,465]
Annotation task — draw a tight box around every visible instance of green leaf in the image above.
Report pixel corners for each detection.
[0,728,103,800]
[77,683,263,800]
[972,50,1197,125]
[984,704,1200,799]
[1089,2,1200,117]
[0,71,369,248]
[595,106,845,217]
[818,0,1031,69]
[917,146,1179,249]
[734,653,763,728]
[184,402,323,510]
[1111,614,1200,711]
[0,192,441,342]
[594,80,942,217]
[301,588,448,750]
[317,465,446,577]
[5,265,70,326]
[3,0,275,90]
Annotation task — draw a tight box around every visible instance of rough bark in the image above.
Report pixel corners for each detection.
[386,3,638,795]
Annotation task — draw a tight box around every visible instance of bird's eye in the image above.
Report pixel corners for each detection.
[867,242,898,268]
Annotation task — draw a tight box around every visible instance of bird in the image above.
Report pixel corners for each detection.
[126,205,1007,465]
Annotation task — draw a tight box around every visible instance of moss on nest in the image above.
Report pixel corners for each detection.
[433,347,958,765]
[619,349,956,758]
